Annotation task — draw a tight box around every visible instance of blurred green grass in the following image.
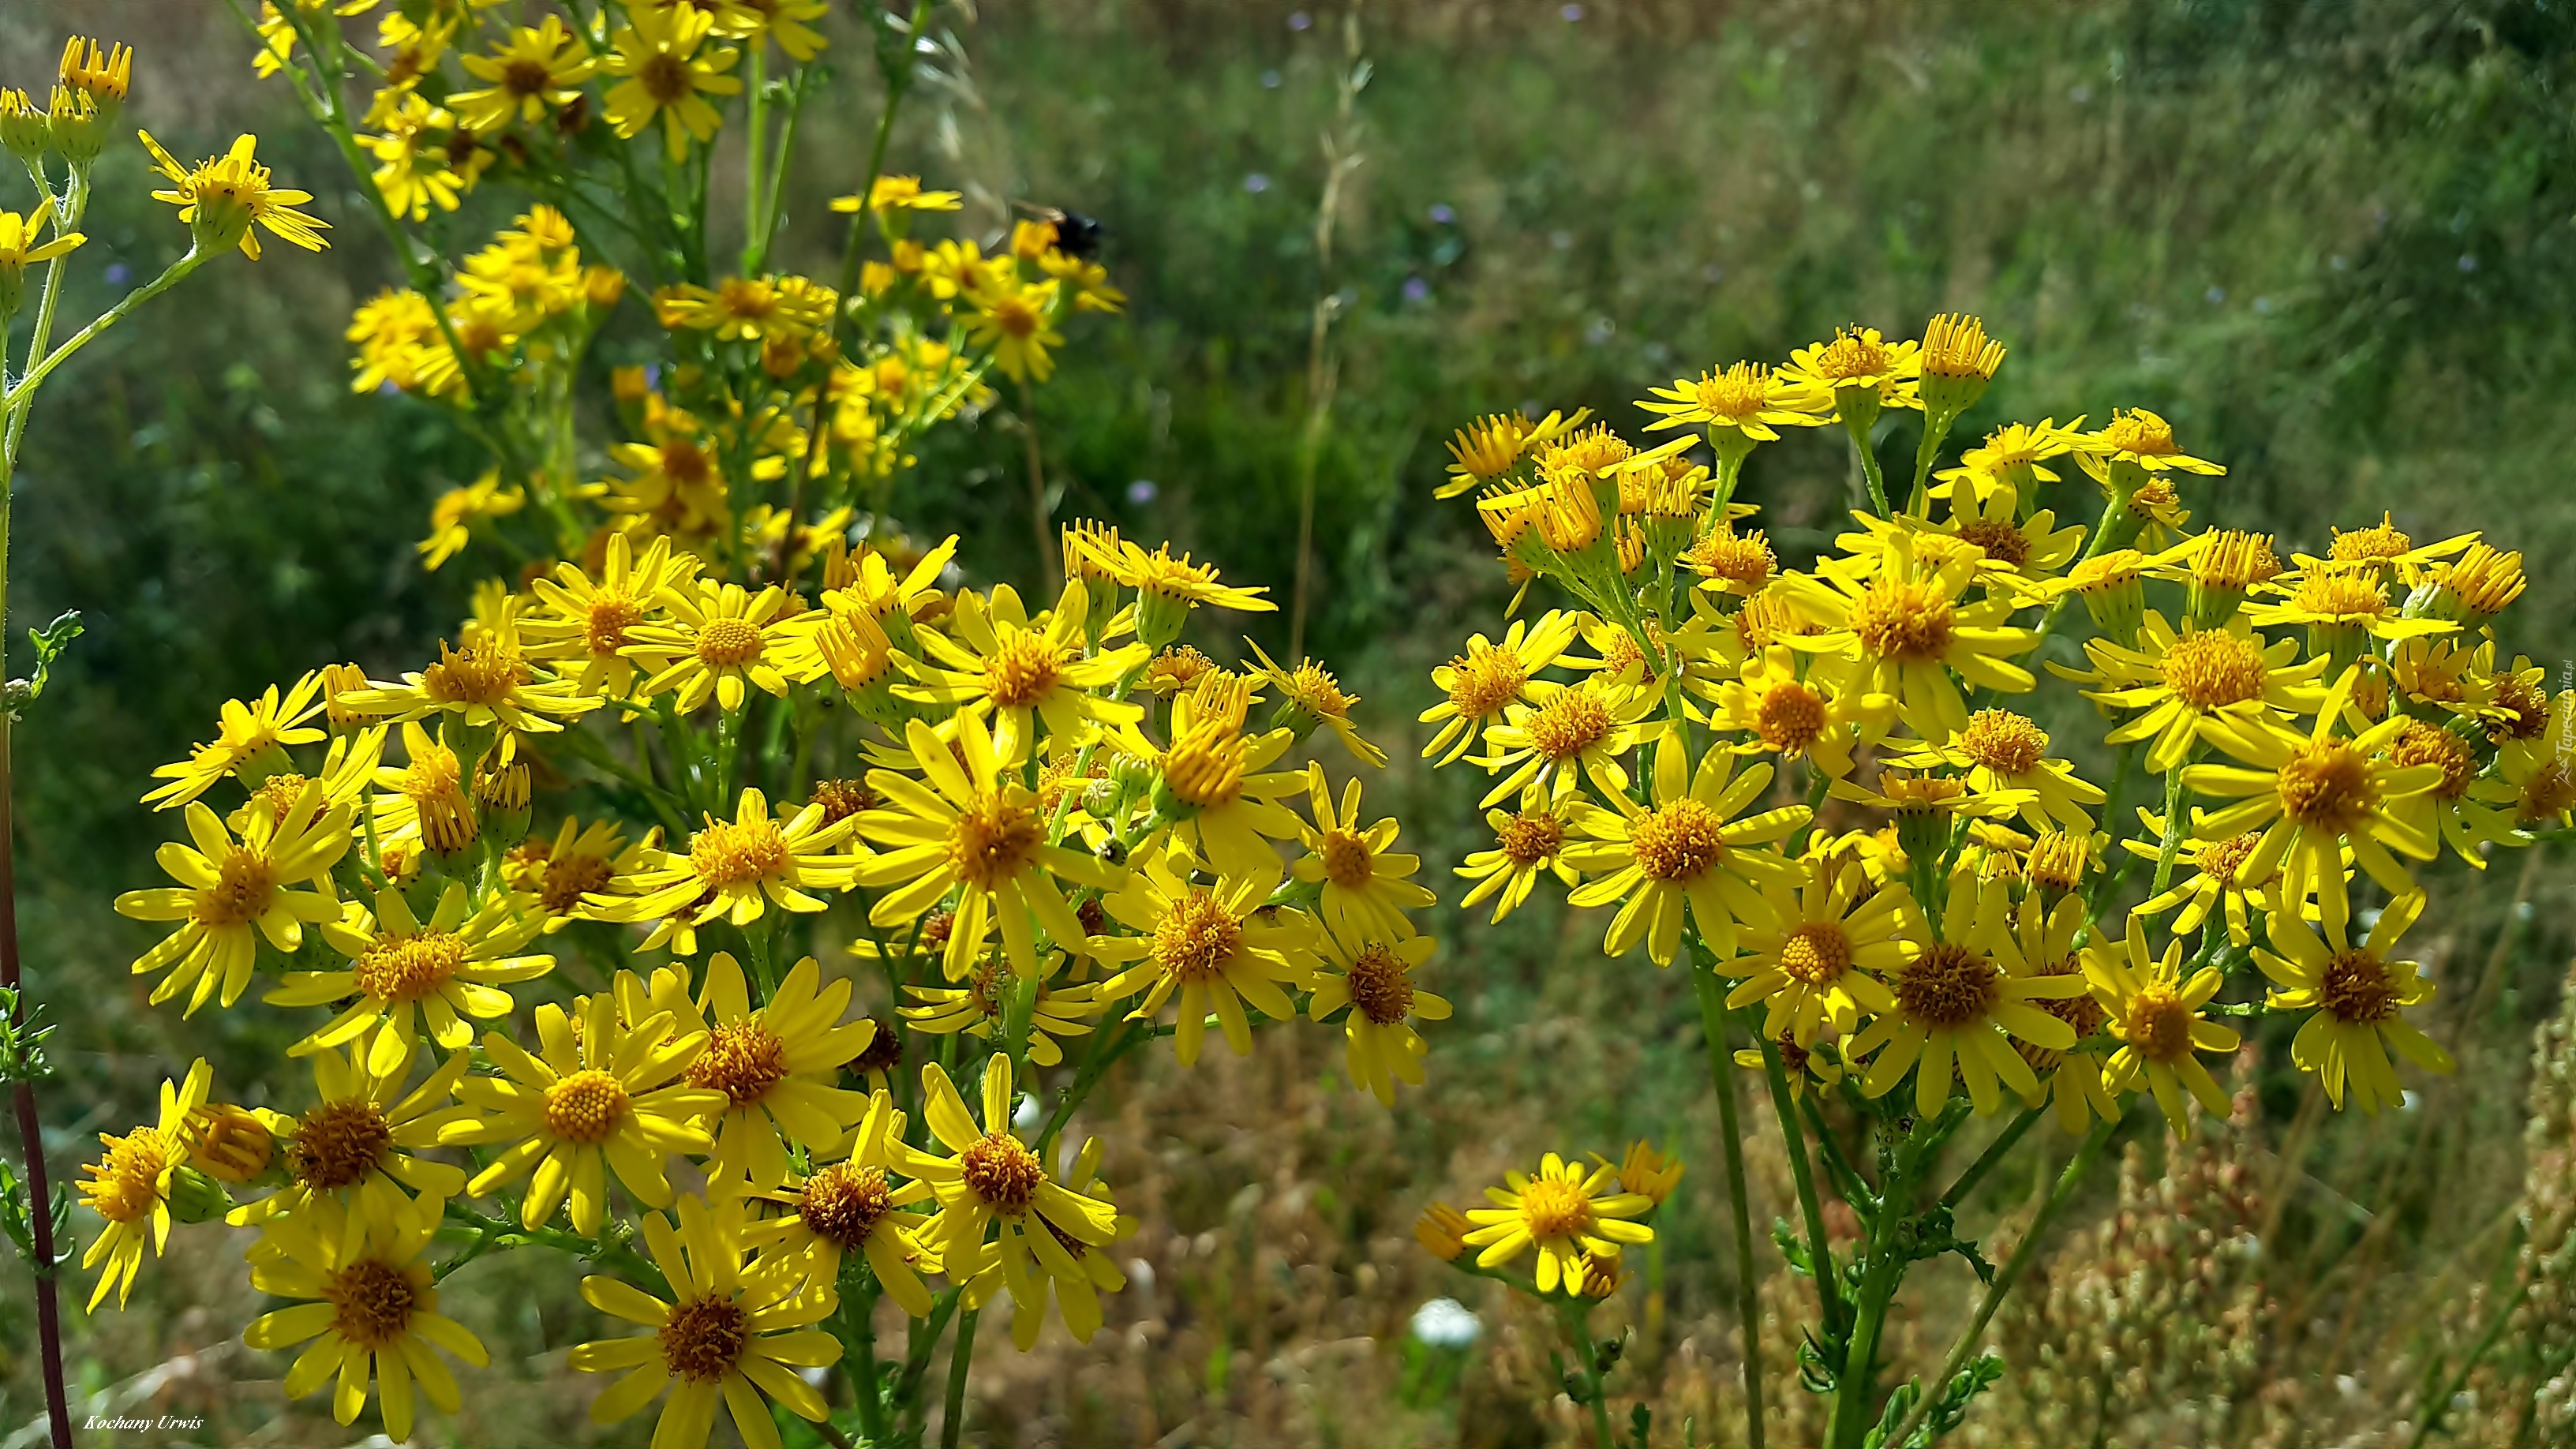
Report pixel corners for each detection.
[6,0,2576,1442]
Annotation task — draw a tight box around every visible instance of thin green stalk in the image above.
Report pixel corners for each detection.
[1941,1106,2043,1211]
[939,1308,979,1449]
[6,249,208,413]
[1828,1109,1949,1449]
[1758,1033,1845,1339]
[742,45,769,271]
[2,164,88,467]
[1557,1301,1618,1449]
[841,1283,893,1443]
[829,2,928,354]
[1846,416,1890,516]
[1886,1114,2118,1449]
[2151,764,2189,897]
[1694,961,1767,1449]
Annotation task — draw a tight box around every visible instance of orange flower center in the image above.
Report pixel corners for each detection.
[2160,630,2268,710]
[2320,949,2399,1024]
[1893,943,2000,1028]
[946,792,1043,891]
[327,1259,420,1350]
[1151,889,1241,985]
[959,1132,1044,1216]
[1849,577,1956,664]
[983,630,1063,708]
[1526,687,1612,762]
[542,1069,632,1144]
[1631,798,1727,882]
[353,928,468,1003]
[289,1099,394,1191]
[1958,710,2048,776]
[688,1020,788,1106]
[691,817,789,887]
[1955,519,2029,568]
[694,616,766,669]
[585,593,646,657]
[658,1296,750,1383]
[1320,829,1374,889]
[1497,811,1563,865]
[1517,1178,1593,1240]
[1345,942,1416,1025]
[1778,923,1852,986]
[799,1163,895,1249]
[2127,986,2197,1062]
[2276,739,2376,830]
[197,849,279,929]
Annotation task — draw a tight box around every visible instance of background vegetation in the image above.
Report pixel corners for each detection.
[6,0,2576,1442]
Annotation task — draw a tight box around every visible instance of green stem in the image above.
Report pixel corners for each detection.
[742,45,768,273]
[841,1281,892,1443]
[1829,1110,1945,1449]
[1558,1301,1618,1449]
[1941,1106,2043,1211]
[1759,1034,1845,1339]
[2,163,87,468]
[1847,415,1890,516]
[940,1308,979,1449]
[830,2,926,355]
[2151,764,2188,897]
[6,249,207,413]
[1693,960,1768,1449]
[1906,410,1956,519]
[1885,1114,2118,1449]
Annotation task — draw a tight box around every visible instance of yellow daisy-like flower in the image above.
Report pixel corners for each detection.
[853,713,1123,979]
[1106,539,1278,646]
[903,949,1110,1066]
[601,3,744,161]
[829,173,964,214]
[1455,788,1582,924]
[339,614,600,735]
[1724,862,1915,1046]
[1843,874,2088,1117]
[268,882,555,1073]
[1091,842,1323,1065]
[1461,1152,1655,1294]
[593,787,863,933]
[143,672,330,809]
[519,815,658,926]
[138,129,329,260]
[447,16,593,133]
[1146,678,1312,878]
[2072,612,2331,773]
[1779,536,2039,739]
[1419,610,1581,766]
[665,953,878,1191]
[415,471,522,571]
[443,991,724,1234]
[242,1200,491,1441]
[114,781,351,1015]
[1245,639,1389,768]
[952,1134,1133,1350]
[2241,560,2456,650]
[2125,812,2286,947]
[1309,924,1449,1106]
[1929,479,2087,582]
[1291,763,1434,943]
[2256,889,2453,1114]
[2002,895,2116,1133]
[1930,417,2085,504]
[1698,640,1892,780]
[1474,674,1662,809]
[570,1193,840,1449]
[968,277,1067,384]
[2383,717,2523,866]
[1780,325,1923,412]
[908,579,1146,762]
[0,199,84,311]
[623,578,810,714]
[231,1024,470,1240]
[2077,407,2226,478]
[742,1091,938,1316]
[1895,709,2106,835]
[522,533,700,696]
[903,1055,1121,1329]
[653,275,837,343]
[1563,736,1810,966]
[362,93,464,223]
[1635,361,1833,440]
[78,1060,212,1310]
[2082,917,2241,1133]
[2182,670,2441,941]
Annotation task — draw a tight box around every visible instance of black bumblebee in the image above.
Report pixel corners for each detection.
[1019,203,1105,260]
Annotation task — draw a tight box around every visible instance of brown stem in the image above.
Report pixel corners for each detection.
[1,712,72,1449]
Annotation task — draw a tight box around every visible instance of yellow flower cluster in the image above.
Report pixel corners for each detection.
[1430,315,2552,1129]
[96,519,1432,1443]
